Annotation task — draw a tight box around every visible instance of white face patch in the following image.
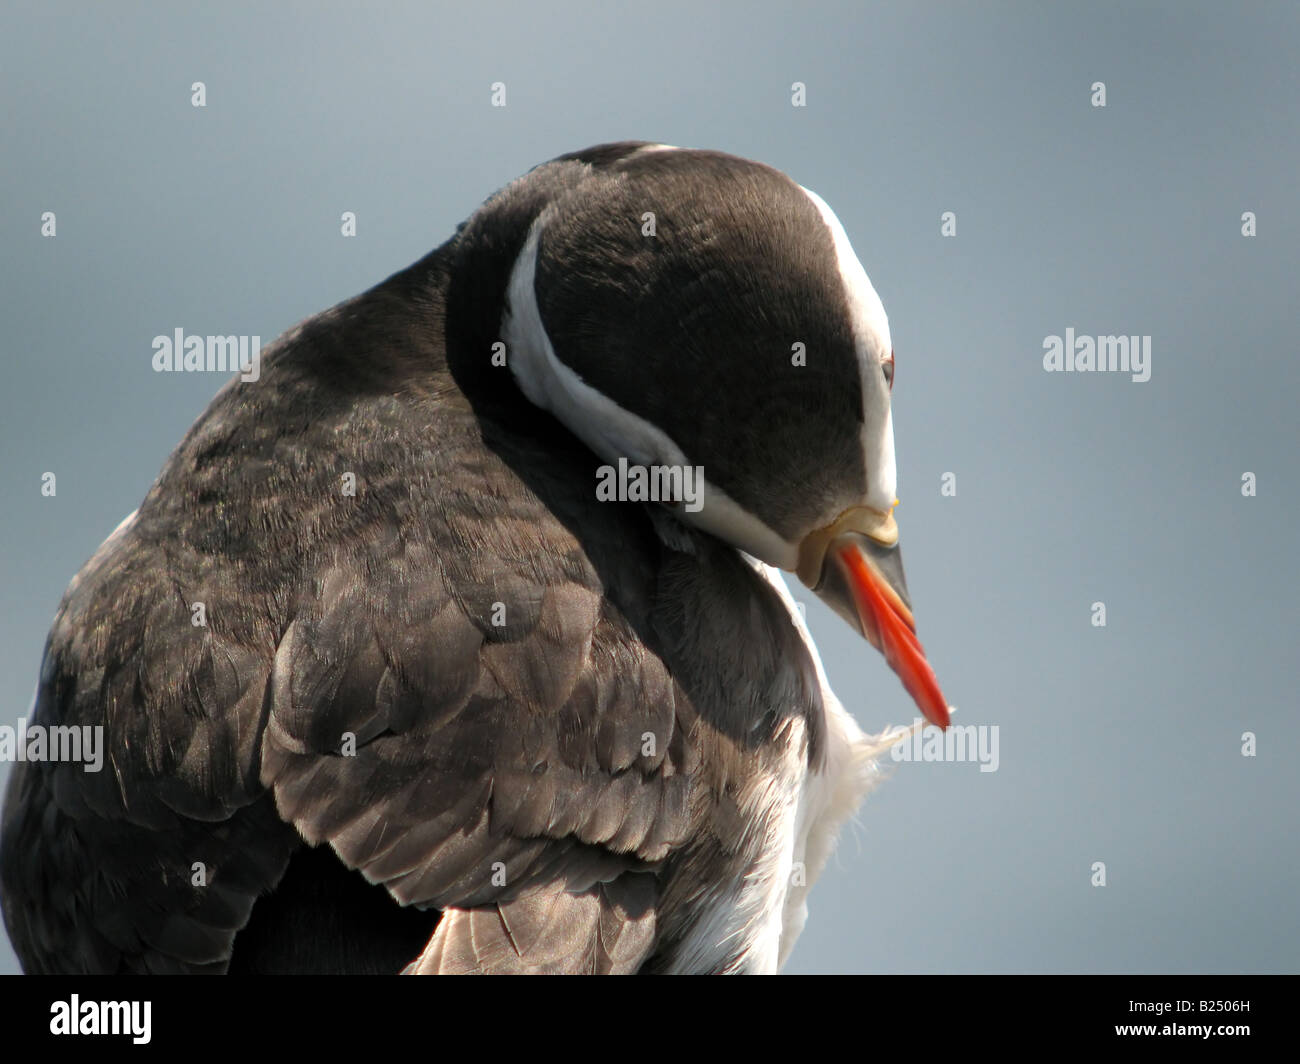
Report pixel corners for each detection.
[501,220,801,570]
[798,185,898,513]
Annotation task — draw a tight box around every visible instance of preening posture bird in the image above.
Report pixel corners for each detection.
[1,142,951,974]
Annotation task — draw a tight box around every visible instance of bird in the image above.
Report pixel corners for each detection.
[0,141,951,974]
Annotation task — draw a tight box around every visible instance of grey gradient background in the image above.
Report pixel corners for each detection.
[1,1,1296,974]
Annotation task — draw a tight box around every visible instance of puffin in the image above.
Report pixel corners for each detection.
[0,141,950,975]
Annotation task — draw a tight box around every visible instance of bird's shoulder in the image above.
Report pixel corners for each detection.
[3,268,826,972]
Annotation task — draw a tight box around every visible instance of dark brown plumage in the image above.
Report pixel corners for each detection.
[2,143,850,974]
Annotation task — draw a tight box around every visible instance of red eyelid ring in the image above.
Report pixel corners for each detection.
[885,348,895,390]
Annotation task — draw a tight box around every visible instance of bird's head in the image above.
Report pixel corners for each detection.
[493,143,950,728]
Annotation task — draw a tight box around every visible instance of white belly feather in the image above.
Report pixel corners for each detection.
[669,558,912,973]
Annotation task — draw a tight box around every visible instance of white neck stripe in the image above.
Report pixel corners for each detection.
[501,219,801,571]
[798,185,898,510]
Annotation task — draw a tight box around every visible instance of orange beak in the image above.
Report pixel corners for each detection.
[801,516,950,730]
[827,535,950,729]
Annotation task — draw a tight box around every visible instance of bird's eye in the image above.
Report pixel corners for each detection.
[882,350,895,391]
